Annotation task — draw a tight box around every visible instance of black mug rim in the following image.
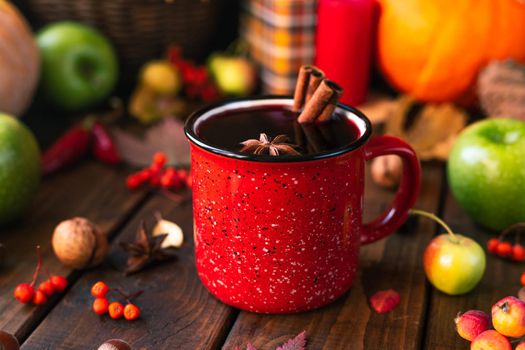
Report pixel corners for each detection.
[184,95,373,163]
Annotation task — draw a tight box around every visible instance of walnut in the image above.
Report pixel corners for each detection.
[51,217,108,269]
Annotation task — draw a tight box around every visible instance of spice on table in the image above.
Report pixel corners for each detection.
[152,212,184,249]
[41,123,91,176]
[119,221,178,275]
[92,121,121,165]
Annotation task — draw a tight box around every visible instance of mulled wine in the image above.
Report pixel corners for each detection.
[195,105,360,156]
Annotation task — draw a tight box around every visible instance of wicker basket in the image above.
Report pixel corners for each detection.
[25,0,222,75]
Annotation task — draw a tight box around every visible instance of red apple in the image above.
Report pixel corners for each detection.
[455,310,491,341]
[471,330,511,350]
[492,296,525,338]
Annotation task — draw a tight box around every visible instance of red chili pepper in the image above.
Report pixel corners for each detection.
[92,121,120,165]
[41,125,91,176]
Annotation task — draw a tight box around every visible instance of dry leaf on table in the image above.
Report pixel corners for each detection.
[356,92,397,125]
[478,59,525,121]
[372,95,468,189]
[112,118,190,167]
[384,95,468,161]
[234,331,307,350]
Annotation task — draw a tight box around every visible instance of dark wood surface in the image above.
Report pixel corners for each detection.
[0,157,513,350]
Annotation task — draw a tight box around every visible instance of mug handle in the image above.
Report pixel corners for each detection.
[361,135,421,245]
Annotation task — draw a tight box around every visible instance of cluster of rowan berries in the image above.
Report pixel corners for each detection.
[126,152,191,191]
[13,246,68,305]
[487,238,525,262]
[90,281,141,321]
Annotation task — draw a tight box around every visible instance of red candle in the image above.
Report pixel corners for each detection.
[315,0,375,106]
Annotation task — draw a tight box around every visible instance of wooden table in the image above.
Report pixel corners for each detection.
[0,158,519,349]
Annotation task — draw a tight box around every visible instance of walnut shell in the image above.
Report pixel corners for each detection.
[0,330,20,350]
[52,217,108,269]
[371,155,402,189]
[97,339,131,350]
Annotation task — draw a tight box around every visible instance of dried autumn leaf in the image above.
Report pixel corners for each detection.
[478,60,525,121]
[369,289,401,314]
[356,92,397,125]
[384,96,468,161]
[276,331,306,350]
[112,118,190,167]
[406,103,467,157]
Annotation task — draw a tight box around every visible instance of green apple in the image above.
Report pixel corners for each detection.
[0,113,40,224]
[447,118,525,231]
[424,233,486,295]
[36,21,118,111]
[208,54,256,96]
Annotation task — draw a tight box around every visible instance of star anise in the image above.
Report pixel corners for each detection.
[240,133,301,156]
[119,222,177,275]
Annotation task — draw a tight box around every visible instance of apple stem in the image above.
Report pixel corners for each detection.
[409,209,459,242]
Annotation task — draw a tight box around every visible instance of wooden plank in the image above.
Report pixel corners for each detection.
[0,161,146,341]
[423,192,522,350]
[221,164,444,350]
[22,195,237,350]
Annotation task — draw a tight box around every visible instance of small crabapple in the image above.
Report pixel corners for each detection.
[512,244,525,262]
[14,283,35,304]
[487,238,500,254]
[492,296,525,337]
[38,280,55,297]
[50,275,68,292]
[32,290,47,305]
[470,330,511,350]
[454,310,490,341]
[497,242,512,257]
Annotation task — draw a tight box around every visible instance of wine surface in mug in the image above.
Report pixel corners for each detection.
[195,105,360,155]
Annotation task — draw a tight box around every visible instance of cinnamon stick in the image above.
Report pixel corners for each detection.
[305,68,325,103]
[298,79,341,123]
[301,123,329,152]
[293,65,313,112]
[317,82,343,122]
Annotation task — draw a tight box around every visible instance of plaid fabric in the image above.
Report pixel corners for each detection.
[241,0,317,94]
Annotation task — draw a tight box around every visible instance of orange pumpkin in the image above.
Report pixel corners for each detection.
[0,0,39,115]
[377,0,525,103]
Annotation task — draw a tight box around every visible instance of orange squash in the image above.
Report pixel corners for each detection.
[377,0,525,103]
[0,0,39,115]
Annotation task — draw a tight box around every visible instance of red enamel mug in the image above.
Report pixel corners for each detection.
[185,97,421,314]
